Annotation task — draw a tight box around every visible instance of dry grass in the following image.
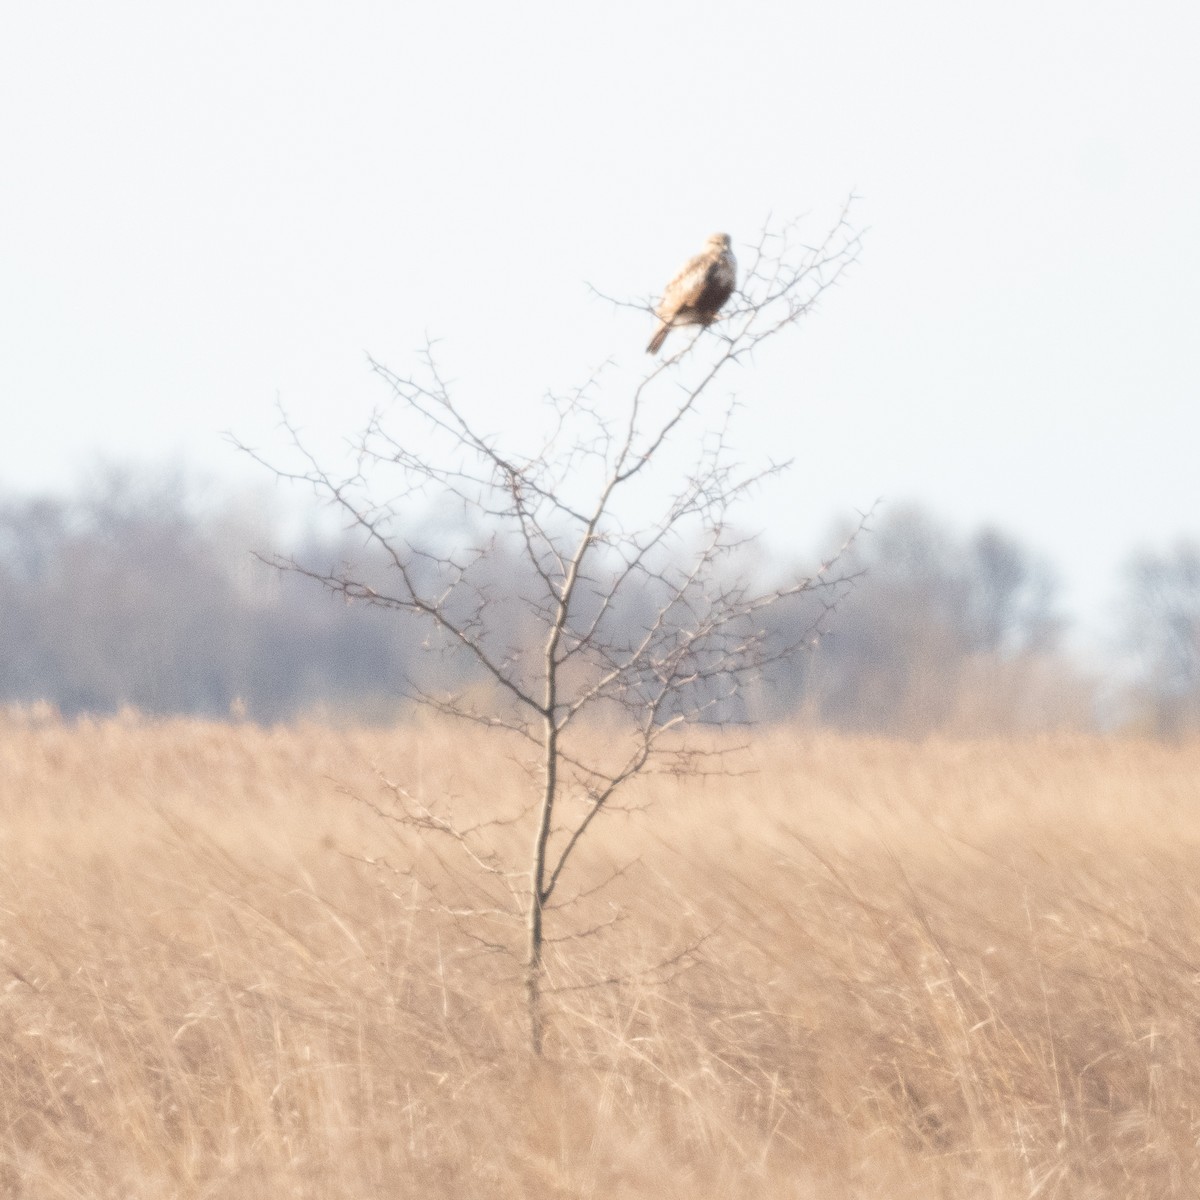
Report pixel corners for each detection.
[1,708,1199,1197]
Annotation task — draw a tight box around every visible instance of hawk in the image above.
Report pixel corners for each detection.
[646,232,737,355]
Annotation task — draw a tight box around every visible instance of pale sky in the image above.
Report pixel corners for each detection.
[2,1,1198,648]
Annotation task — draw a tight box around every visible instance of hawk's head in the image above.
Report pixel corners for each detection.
[706,233,732,252]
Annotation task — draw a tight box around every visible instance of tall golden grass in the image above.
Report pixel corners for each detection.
[1,707,1198,1197]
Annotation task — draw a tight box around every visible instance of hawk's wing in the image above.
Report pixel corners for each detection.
[657,249,719,321]
[647,239,736,353]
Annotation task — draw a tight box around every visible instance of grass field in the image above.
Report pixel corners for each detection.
[1,709,1198,1197]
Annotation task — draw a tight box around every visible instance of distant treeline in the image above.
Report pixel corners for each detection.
[1,467,1196,734]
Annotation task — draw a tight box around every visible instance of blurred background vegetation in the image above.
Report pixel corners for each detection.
[1,464,1195,736]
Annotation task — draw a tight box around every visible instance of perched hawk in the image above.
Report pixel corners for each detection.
[646,232,737,355]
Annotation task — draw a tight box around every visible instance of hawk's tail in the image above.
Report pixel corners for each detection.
[646,323,670,355]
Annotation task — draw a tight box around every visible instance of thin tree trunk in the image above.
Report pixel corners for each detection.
[527,694,557,1054]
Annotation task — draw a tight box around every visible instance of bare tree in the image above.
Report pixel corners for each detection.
[1122,541,1200,736]
[780,506,1069,734]
[237,207,864,1054]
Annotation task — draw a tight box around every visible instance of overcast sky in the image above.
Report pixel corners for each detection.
[2,1,1197,647]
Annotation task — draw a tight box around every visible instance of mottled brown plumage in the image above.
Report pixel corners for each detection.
[646,232,737,354]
